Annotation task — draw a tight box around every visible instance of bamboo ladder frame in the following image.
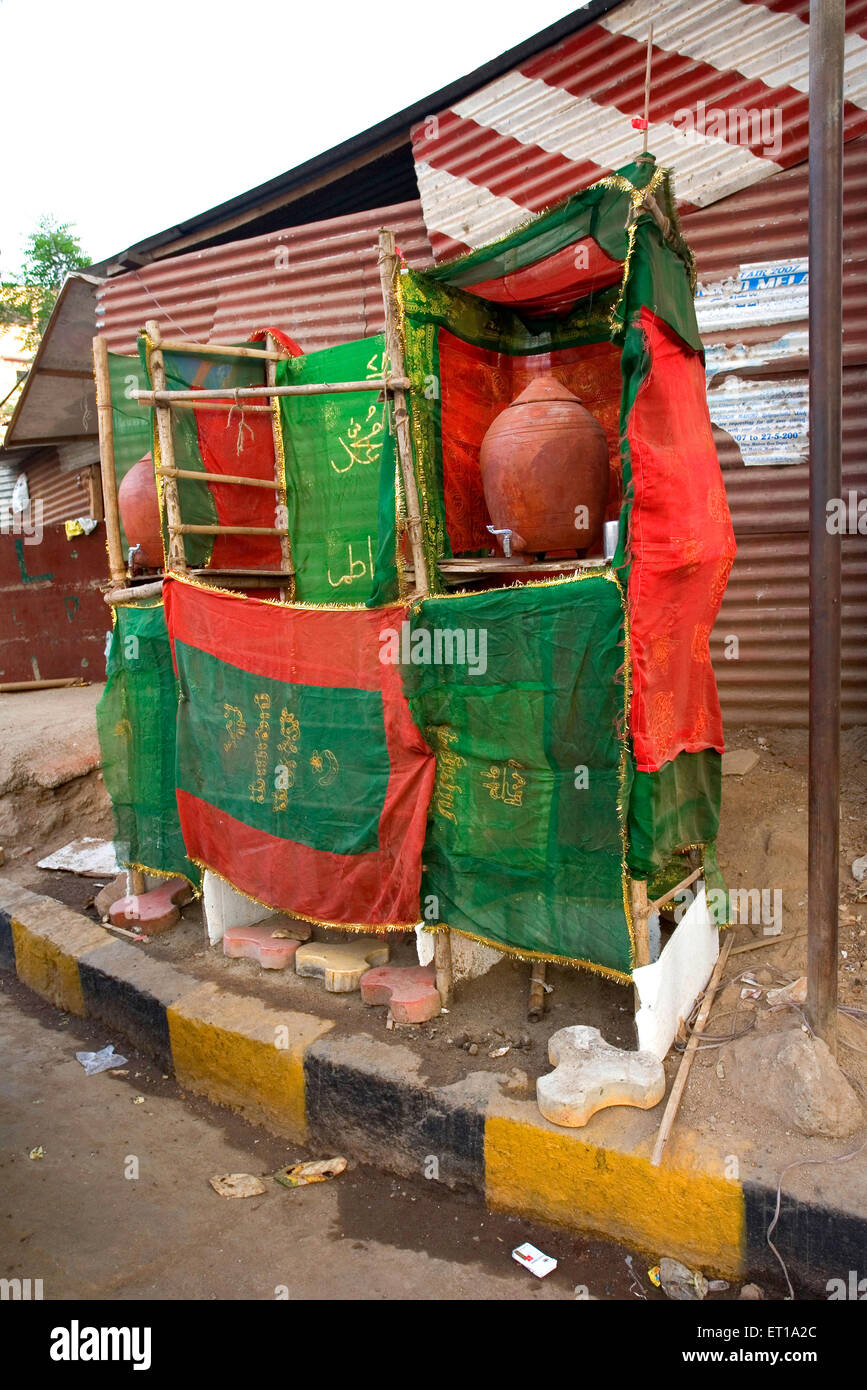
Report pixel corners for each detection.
[143,320,294,581]
[375,228,451,1003]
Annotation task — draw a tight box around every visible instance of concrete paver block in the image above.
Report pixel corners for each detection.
[721,749,759,776]
[361,964,441,1023]
[295,938,389,993]
[223,922,309,970]
[94,873,130,919]
[536,1025,666,1128]
[109,878,195,934]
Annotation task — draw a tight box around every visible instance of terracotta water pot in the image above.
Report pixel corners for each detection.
[479,376,608,554]
[117,453,163,568]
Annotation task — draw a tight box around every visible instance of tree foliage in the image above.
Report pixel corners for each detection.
[1,216,89,349]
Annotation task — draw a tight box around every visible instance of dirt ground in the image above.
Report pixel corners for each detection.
[2,685,867,1186]
[2,971,653,1301]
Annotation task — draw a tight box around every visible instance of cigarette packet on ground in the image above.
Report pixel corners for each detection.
[512,1242,557,1278]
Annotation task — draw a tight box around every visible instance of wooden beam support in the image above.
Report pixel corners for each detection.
[378,228,429,597]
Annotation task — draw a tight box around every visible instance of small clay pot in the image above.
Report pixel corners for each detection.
[117,453,163,568]
[479,376,608,554]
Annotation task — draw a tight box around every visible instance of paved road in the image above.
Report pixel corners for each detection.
[0,973,642,1302]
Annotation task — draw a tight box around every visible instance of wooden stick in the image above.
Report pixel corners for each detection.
[145,321,186,574]
[0,678,88,693]
[93,336,126,587]
[642,23,654,155]
[131,379,410,404]
[648,865,703,915]
[528,961,547,1021]
[650,933,734,1167]
[159,339,287,361]
[160,400,271,414]
[156,466,280,490]
[434,929,453,1008]
[192,569,295,581]
[630,878,651,968]
[104,580,164,605]
[102,922,147,942]
[266,332,294,583]
[178,523,288,537]
[731,930,808,956]
[378,228,429,597]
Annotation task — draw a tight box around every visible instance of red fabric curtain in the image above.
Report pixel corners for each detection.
[626,310,737,772]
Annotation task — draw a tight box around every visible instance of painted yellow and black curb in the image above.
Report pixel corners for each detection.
[1,878,863,1290]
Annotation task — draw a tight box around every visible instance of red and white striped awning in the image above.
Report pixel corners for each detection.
[411,0,867,261]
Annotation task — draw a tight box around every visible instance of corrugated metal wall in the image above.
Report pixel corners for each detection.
[691,134,867,725]
[25,452,93,528]
[96,201,433,356]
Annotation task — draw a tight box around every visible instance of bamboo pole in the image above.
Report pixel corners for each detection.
[630,878,651,968]
[145,321,186,574]
[377,229,429,599]
[159,339,285,361]
[163,400,271,414]
[650,933,734,1167]
[648,865,703,916]
[266,332,294,584]
[0,678,88,693]
[434,929,453,1008]
[93,336,126,587]
[104,580,164,605]
[178,524,288,537]
[642,23,654,156]
[131,380,409,405]
[156,466,280,490]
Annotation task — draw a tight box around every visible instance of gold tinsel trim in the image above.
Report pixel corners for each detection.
[124,860,201,896]
[189,856,417,933]
[164,567,408,613]
[425,921,634,985]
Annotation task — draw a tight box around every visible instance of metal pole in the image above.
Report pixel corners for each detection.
[807,0,844,1054]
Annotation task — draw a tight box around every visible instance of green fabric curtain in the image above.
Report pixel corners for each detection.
[96,601,199,887]
[628,749,722,879]
[275,336,400,604]
[401,571,634,978]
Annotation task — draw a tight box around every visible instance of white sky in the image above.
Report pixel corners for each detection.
[0,0,585,273]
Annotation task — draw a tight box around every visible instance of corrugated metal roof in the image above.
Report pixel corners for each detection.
[85,5,617,274]
[4,276,100,447]
[97,201,433,355]
[411,0,867,259]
